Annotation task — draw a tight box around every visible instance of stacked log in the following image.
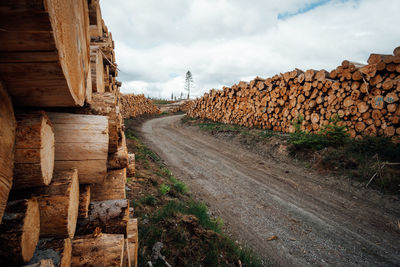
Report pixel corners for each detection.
[119,93,161,118]
[0,0,138,265]
[171,100,194,113]
[188,47,400,139]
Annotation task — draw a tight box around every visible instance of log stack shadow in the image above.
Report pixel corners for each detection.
[0,0,138,266]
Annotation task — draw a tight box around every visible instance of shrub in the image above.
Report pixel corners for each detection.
[159,184,171,195]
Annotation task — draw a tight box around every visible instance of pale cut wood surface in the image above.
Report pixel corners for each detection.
[14,111,54,189]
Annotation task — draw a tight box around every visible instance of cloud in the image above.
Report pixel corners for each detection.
[101,0,400,99]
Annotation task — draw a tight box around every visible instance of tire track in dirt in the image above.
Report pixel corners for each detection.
[140,114,400,267]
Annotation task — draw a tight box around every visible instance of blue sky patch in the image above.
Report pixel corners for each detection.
[278,0,331,20]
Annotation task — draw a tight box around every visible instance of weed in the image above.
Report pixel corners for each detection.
[159,184,171,195]
[140,195,158,206]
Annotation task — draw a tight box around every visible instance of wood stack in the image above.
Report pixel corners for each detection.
[119,93,161,118]
[0,0,138,266]
[188,47,400,139]
[171,100,194,113]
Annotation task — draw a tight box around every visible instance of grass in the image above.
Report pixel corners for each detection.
[152,99,174,105]
[183,115,400,195]
[124,120,266,266]
[288,117,400,195]
[181,116,279,141]
[159,184,171,195]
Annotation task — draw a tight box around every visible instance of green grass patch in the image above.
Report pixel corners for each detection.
[139,195,158,206]
[159,184,171,195]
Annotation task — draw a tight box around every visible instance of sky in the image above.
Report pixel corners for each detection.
[101,0,400,99]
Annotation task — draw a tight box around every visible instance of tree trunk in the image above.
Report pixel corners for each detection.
[91,169,126,201]
[0,0,90,107]
[0,199,40,265]
[107,132,128,170]
[71,234,124,267]
[28,238,71,267]
[127,154,135,177]
[127,219,138,267]
[48,112,108,184]
[0,81,16,223]
[13,111,54,189]
[10,169,79,238]
[76,199,129,237]
[79,185,91,219]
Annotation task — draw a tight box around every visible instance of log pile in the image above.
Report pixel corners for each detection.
[171,100,194,113]
[188,47,400,139]
[0,0,138,266]
[119,93,161,118]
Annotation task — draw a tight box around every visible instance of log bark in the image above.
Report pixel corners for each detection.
[79,185,91,219]
[48,112,108,184]
[28,238,71,267]
[0,81,16,223]
[76,93,121,154]
[90,46,105,93]
[108,132,128,170]
[71,234,124,267]
[10,169,79,238]
[91,169,127,201]
[123,239,132,267]
[127,154,135,177]
[0,0,90,107]
[76,199,129,237]
[13,111,54,189]
[127,218,138,267]
[0,199,40,265]
[24,259,55,267]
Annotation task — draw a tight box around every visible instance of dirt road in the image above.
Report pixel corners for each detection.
[140,115,400,266]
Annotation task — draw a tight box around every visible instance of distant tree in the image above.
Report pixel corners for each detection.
[184,70,193,99]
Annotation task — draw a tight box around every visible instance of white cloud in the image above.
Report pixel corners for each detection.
[101,0,400,99]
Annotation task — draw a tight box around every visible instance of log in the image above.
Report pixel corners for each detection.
[123,239,132,267]
[79,185,91,219]
[91,169,126,201]
[0,199,40,265]
[10,169,79,238]
[24,259,54,267]
[0,0,90,107]
[90,46,105,93]
[127,218,138,267]
[108,132,128,170]
[394,46,400,57]
[71,234,124,267]
[13,111,54,189]
[88,0,103,38]
[127,154,135,177]
[28,238,71,267]
[76,93,121,154]
[76,199,129,237]
[0,81,16,223]
[48,113,108,184]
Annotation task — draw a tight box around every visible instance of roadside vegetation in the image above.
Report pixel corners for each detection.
[124,118,265,267]
[182,115,400,195]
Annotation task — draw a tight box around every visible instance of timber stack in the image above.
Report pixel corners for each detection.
[188,47,400,139]
[119,93,161,118]
[171,100,194,113]
[0,0,138,266]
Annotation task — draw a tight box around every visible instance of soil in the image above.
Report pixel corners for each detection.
[138,114,400,267]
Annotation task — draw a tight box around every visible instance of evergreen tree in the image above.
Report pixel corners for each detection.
[184,70,193,99]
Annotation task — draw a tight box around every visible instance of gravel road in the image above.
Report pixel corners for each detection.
[140,114,400,266]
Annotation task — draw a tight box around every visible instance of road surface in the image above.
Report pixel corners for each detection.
[140,114,400,266]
